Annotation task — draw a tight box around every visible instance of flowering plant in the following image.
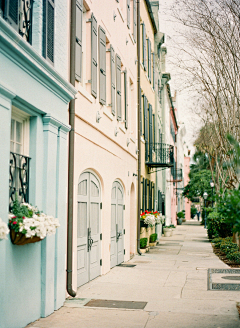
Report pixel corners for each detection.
[0,218,9,240]
[140,211,165,227]
[8,199,60,240]
[155,212,165,225]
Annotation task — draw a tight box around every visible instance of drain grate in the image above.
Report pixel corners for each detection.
[117,263,136,267]
[84,299,147,309]
[208,268,240,291]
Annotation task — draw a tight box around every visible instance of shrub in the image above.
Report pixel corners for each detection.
[220,240,239,255]
[168,224,176,228]
[212,237,223,249]
[207,210,232,239]
[149,233,157,243]
[226,251,240,264]
[191,206,198,218]
[177,211,185,219]
[140,238,148,249]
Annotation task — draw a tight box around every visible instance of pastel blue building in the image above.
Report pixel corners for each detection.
[0,1,76,327]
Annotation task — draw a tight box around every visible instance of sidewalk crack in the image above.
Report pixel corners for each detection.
[180,273,188,299]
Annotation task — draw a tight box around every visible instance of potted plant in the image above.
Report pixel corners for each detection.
[140,211,156,228]
[0,218,9,240]
[149,233,157,247]
[8,198,60,245]
[140,237,148,253]
[177,211,184,225]
[163,225,172,237]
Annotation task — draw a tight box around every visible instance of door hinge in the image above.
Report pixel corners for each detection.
[123,205,125,210]
[124,229,125,235]
[100,259,102,266]
[100,202,102,209]
[124,249,125,255]
[100,233,102,240]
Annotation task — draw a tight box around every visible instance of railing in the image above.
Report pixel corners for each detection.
[9,152,31,211]
[172,168,183,182]
[145,143,174,168]
[1,0,33,44]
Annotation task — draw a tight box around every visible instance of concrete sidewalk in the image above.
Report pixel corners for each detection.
[27,221,240,328]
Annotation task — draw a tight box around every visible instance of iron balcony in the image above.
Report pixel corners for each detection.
[145,143,174,168]
[172,168,183,182]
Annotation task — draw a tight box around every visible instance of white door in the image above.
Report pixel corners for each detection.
[77,172,101,287]
[110,181,124,268]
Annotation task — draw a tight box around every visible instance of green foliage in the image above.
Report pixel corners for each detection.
[220,240,239,254]
[168,224,176,228]
[191,206,198,218]
[212,237,240,264]
[226,251,240,264]
[211,237,223,248]
[207,210,232,239]
[149,233,157,243]
[140,238,148,249]
[183,169,214,201]
[177,211,185,218]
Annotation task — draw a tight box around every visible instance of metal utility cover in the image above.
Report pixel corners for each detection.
[84,299,147,309]
[208,268,240,291]
[117,263,136,267]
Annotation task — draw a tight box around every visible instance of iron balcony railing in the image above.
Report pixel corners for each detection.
[145,143,174,168]
[9,152,30,211]
[172,168,183,182]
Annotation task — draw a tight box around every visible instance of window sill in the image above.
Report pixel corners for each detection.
[76,83,94,103]
[119,126,126,134]
[103,108,114,121]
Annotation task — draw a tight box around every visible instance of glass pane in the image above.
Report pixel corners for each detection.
[78,202,87,238]
[16,121,22,143]
[90,202,99,235]
[91,181,99,197]
[78,179,87,195]
[11,119,15,141]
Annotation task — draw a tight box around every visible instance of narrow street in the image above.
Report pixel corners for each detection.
[27,221,240,328]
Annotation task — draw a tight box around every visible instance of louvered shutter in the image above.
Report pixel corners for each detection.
[91,13,98,98]
[5,0,20,31]
[152,182,155,211]
[149,104,153,162]
[116,54,122,121]
[149,181,152,211]
[142,177,145,212]
[148,39,151,82]
[152,52,155,90]
[133,0,136,42]
[99,26,106,105]
[140,94,143,136]
[111,45,116,115]
[142,23,147,70]
[127,0,130,29]
[75,0,83,82]
[145,179,148,210]
[153,113,155,151]
[43,0,55,63]
[124,70,128,129]
[144,96,148,161]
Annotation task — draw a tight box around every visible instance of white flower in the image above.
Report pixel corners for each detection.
[0,218,9,240]
[144,214,156,227]
[155,213,165,225]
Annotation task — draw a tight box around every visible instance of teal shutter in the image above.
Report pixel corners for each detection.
[148,39,151,82]
[149,104,153,162]
[144,96,148,161]
[127,0,130,29]
[152,52,155,90]
[91,13,98,98]
[145,179,148,210]
[116,54,122,121]
[133,0,136,42]
[142,23,147,70]
[75,0,83,82]
[99,26,106,105]
[142,177,145,212]
[5,0,20,31]
[124,70,128,129]
[111,45,116,115]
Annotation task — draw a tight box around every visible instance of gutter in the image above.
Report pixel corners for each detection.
[66,0,76,298]
[145,0,157,34]
[137,0,142,256]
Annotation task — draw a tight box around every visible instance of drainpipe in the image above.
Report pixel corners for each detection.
[137,0,142,256]
[67,0,76,297]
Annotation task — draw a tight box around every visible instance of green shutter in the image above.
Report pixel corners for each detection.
[149,104,153,162]
[142,177,145,212]
[111,45,116,115]
[127,0,130,29]
[124,70,128,129]
[116,54,122,121]
[145,179,148,210]
[152,52,155,90]
[142,23,147,70]
[153,113,155,151]
[144,96,148,161]
[133,0,136,42]
[75,0,83,82]
[91,13,98,98]
[148,39,151,82]
[99,26,106,105]
[140,94,143,136]
[149,181,152,211]
[5,0,20,31]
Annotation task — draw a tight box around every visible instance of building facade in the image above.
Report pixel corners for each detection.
[0,1,76,327]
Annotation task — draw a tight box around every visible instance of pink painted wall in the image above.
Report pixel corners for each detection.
[184,156,191,221]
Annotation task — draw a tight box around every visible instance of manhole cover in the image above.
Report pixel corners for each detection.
[117,263,136,267]
[221,276,240,281]
[84,299,147,309]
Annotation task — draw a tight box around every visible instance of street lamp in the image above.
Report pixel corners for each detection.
[203,191,208,229]
[210,179,214,207]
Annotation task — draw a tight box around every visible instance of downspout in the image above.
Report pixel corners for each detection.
[67,0,76,297]
[137,0,142,256]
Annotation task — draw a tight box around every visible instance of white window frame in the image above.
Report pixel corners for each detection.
[11,107,30,157]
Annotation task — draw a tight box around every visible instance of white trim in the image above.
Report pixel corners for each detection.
[11,107,30,156]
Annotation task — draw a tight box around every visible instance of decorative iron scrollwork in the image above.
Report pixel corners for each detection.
[9,152,31,211]
[19,0,33,43]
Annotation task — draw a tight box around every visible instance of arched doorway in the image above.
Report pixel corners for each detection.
[77,171,101,287]
[110,181,124,268]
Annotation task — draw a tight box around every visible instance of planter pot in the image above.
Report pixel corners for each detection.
[163,228,172,237]
[149,242,157,247]
[10,230,43,245]
[140,220,148,228]
[177,218,182,225]
[140,248,146,253]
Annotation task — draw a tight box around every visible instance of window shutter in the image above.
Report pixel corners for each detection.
[144,96,148,161]
[142,23,147,70]
[133,0,136,42]
[5,0,20,31]
[140,94,143,136]
[145,179,148,210]
[116,54,122,121]
[153,113,155,150]
[43,0,55,63]
[75,0,83,82]
[99,26,106,105]
[127,0,130,29]
[110,45,116,115]
[149,181,152,211]
[152,52,155,90]
[91,13,98,98]
[152,182,155,211]
[142,177,145,212]
[124,70,128,129]
[148,39,151,82]
[149,104,153,162]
